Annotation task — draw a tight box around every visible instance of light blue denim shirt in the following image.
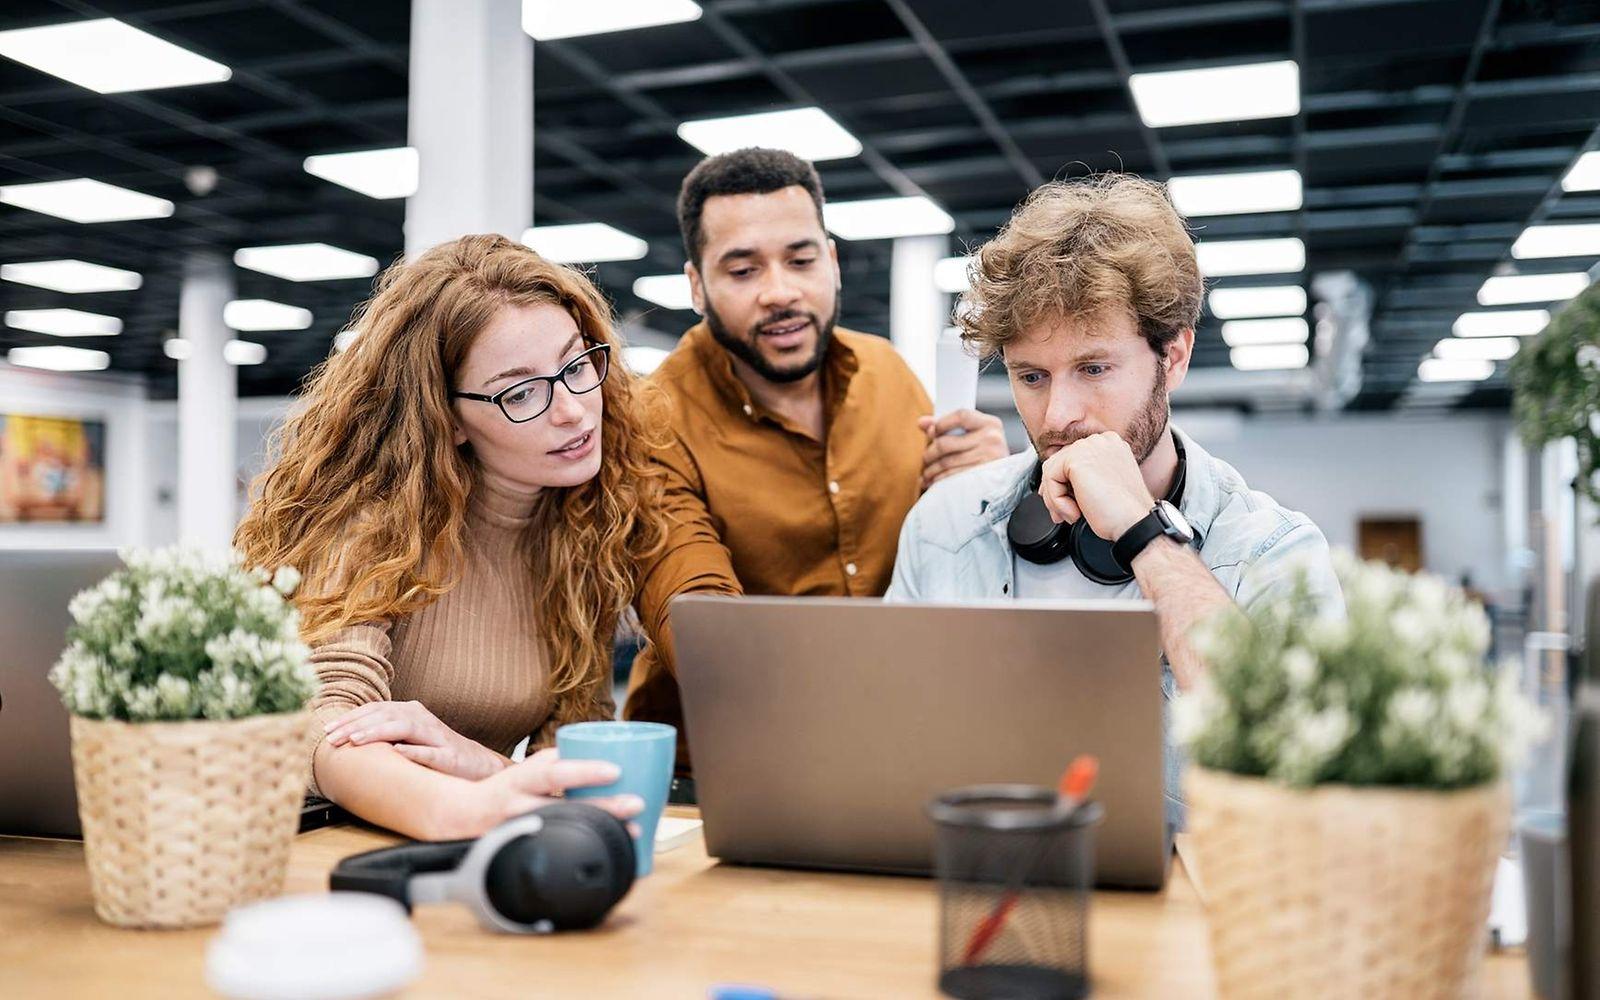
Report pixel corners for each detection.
[884,425,1343,827]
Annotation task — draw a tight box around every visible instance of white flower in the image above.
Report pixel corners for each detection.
[1389,608,1430,649]
[1407,575,1451,618]
[1172,680,1219,748]
[1432,648,1473,680]
[1389,687,1436,732]
[271,566,301,597]
[1445,681,1490,732]
[1281,647,1317,689]
[1304,615,1347,652]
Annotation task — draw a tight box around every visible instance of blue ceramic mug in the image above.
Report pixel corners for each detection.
[555,721,676,876]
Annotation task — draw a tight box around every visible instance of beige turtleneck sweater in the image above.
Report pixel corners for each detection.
[305,477,614,795]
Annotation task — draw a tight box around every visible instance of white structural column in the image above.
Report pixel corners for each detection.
[890,234,950,397]
[176,252,237,551]
[405,0,533,257]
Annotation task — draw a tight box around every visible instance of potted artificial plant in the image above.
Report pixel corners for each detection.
[49,546,317,928]
[1177,553,1541,999]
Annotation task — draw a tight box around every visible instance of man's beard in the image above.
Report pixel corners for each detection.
[704,293,840,385]
[1034,357,1170,463]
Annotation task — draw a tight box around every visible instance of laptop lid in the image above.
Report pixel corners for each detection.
[671,595,1169,889]
[0,549,123,837]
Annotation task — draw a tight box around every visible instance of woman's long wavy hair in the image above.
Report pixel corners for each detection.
[235,234,668,725]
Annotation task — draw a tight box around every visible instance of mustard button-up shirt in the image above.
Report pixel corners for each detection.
[626,322,932,769]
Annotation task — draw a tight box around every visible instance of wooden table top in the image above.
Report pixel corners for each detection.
[0,814,1531,999]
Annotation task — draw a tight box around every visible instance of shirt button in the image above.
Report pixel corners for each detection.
[742,404,753,417]
[845,562,858,576]
[829,481,840,495]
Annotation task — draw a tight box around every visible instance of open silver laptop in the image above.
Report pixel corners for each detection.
[0,549,122,837]
[671,595,1170,889]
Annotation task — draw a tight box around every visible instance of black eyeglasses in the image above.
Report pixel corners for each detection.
[450,343,611,424]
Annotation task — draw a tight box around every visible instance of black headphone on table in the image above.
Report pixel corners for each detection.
[330,802,635,934]
[1007,433,1190,585]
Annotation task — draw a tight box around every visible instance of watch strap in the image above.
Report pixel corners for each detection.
[1112,505,1174,572]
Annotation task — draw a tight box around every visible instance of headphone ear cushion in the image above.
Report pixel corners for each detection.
[1070,518,1133,585]
[483,802,636,931]
[542,801,637,893]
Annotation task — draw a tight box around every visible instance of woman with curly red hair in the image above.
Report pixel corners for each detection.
[235,233,667,840]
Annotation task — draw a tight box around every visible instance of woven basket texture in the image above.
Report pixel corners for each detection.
[1185,766,1509,1000]
[69,710,312,929]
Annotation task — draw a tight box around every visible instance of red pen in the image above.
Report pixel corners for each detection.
[961,755,1100,966]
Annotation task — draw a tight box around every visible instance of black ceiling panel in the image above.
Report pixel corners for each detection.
[0,0,1595,411]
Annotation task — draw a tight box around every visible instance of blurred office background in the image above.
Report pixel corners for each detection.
[2,0,1600,655]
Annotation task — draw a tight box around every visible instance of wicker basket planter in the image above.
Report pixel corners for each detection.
[69,709,312,929]
[1185,765,1509,1000]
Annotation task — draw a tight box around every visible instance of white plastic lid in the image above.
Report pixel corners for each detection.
[205,893,424,1000]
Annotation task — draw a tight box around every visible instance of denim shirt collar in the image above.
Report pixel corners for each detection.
[970,424,1222,549]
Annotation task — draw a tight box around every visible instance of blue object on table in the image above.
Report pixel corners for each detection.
[709,988,779,1000]
[556,720,676,876]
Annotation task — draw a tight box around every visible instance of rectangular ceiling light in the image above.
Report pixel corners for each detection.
[224,299,313,332]
[6,307,121,337]
[522,223,648,264]
[1477,272,1589,306]
[1129,60,1299,128]
[632,274,693,311]
[1,259,141,292]
[303,147,419,200]
[234,243,381,282]
[167,339,269,365]
[1511,223,1600,260]
[1433,336,1519,362]
[934,255,972,294]
[1562,151,1600,192]
[1196,237,1305,278]
[678,107,861,162]
[7,345,110,371]
[823,196,955,241]
[1230,343,1309,370]
[1207,285,1305,319]
[224,340,267,366]
[0,178,173,223]
[1419,357,1494,383]
[0,18,230,94]
[1221,317,1309,347]
[1167,169,1302,217]
[523,0,702,40]
[1452,309,1550,338]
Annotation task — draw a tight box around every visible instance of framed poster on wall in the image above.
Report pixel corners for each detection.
[0,414,107,524]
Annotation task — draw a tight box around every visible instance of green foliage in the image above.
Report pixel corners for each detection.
[49,547,315,722]
[1511,282,1600,504]
[1176,554,1542,790]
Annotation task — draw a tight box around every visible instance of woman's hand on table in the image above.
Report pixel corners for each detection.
[430,748,644,841]
[324,700,507,781]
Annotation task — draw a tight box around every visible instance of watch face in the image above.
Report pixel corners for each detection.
[1158,500,1194,542]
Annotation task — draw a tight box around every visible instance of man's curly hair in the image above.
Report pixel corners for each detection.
[958,174,1203,359]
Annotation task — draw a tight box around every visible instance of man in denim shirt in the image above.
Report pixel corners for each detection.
[886,175,1342,826]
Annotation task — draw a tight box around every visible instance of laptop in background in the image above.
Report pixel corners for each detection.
[671,595,1170,889]
[0,549,345,838]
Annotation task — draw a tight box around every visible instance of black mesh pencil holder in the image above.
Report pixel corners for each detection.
[926,784,1103,1000]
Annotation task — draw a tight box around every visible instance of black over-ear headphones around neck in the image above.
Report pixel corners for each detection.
[330,802,635,934]
[1007,432,1189,585]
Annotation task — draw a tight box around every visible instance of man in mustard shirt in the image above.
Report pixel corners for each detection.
[626,149,1009,771]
